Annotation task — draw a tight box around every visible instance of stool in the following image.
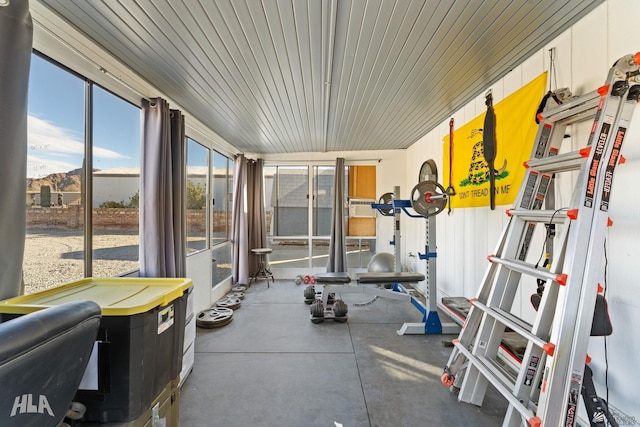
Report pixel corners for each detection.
[249,248,274,286]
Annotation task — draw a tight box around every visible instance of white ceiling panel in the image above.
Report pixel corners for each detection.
[35,0,604,154]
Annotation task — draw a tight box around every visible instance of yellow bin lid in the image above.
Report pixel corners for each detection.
[0,277,193,316]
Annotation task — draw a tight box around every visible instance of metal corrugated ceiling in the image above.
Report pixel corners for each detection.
[36,0,603,154]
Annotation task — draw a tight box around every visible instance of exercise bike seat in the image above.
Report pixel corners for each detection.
[0,300,101,426]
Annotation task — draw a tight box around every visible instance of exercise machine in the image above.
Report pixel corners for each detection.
[307,164,459,334]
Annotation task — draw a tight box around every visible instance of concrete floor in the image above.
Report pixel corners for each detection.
[180,280,508,427]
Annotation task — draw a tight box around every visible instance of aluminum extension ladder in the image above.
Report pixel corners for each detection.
[441,53,640,427]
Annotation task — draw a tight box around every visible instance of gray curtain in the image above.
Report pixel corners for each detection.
[231,154,249,284]
[139,98,186,278]
[0,1,32,299]
[327,158,347,272]
[247,159,267,274]
[232,156,267,284]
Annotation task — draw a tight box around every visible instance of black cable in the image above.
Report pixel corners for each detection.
[535,208,567,269]
[603,239,610,414]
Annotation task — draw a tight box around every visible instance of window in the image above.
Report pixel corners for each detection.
[263,163,375,270]
[264,165,309,269]
[212,151,230,246]
[24,53,142,294]
[24,54,86,294]
[311,166,335,267]
[266,166,309,237]
[211,151,231,285]
[186,138,209,254]
[312,165,335,236]
[92,85,141,276]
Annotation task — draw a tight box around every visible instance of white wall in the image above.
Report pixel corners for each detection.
[404,0,640,421]
[93,175,138,208]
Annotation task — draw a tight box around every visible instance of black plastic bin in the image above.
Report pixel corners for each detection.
[0,277,192,423]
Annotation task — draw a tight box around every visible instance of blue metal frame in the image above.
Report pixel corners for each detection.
[371,197,449,334]
[391,283,443,334]
[371,199,426,219]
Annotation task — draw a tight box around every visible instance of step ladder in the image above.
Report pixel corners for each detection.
[441,53,640,427]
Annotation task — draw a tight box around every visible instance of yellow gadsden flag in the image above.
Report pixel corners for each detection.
[443,72,547,208]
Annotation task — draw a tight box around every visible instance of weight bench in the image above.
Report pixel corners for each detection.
[306,271,425,324]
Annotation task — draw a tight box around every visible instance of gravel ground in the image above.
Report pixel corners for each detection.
[23,229,139,295]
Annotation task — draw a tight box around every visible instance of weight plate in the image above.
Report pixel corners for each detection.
[303,285,316,300]
[333,300,348,317]
[196,307,234,328]
[66,402,86,421]
[377,192,393,215]
[410,180,447,216]
[230,291,245,300]
[217,296,242,310]
[232,285,247,293]
[310,300,325,323]
[418,159,438,183]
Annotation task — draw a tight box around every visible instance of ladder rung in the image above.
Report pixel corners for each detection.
[506,209,571,224]
[524,148,588,173]
[453,341,539,424]
[538,90,599,125]
[456,342,516,395]
[487,256,567,285]
[470,300,548,349]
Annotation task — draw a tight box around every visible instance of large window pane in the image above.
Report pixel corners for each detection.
[311,166,334,268]
[211,152,231,286]
[186,139,209,253]
[265,166,310,268]
[212,151,229,247]
[92,85,141,275]
[268,237,310,269]
[212,242,232,285]
[312,166,334,236]
[265,166,309,236]
[312,237,330,268]
[24,55,85,294]
[346,237,375,269]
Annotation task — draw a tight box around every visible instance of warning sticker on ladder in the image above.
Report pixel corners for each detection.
[600,123,627,211]
[585,115,613,208]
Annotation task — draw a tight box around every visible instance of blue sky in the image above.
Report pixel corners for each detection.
[28,54,229,180]
[27,54,140,178]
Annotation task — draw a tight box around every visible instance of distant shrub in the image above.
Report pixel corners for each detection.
[100,191,139,209]
[187,181,206,210]
[99,200,127,208]
[128,191,139,208]
[99,186,205,210]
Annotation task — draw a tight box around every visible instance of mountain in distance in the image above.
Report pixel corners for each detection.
[26,168,100,192]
